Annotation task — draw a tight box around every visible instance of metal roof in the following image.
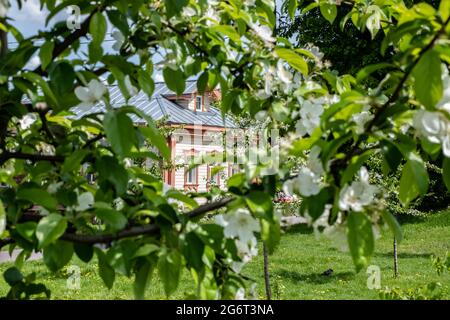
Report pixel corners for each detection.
[71,80,236,128]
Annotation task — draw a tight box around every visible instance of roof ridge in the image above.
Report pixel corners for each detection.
[155,96,168,117]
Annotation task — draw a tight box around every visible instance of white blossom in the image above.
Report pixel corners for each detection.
[47,181,63,194]
[235,288,245,300]
[308,44,324,60]
[436,65,450,114]
[255,110,268,122]
[296,167,321,196]
[413,110,450,157]
[74,192,94,212]
[74,79,107,112]
[182,6,196,17]
[277,60,292,84]
[231,237,259,273]
[112,30,124,51]
[124,75,138,97]
[352,110,374,134]
[205,6,219,26]
[296,100,324,136]
[215,208,261,244]
[251,23,275,44]
[339,167,378,212]
[19,113,37,130]
[306,145,324,176]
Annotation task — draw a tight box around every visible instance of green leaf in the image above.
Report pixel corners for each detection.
[163,67,185,95]
[275,48,309,75]
[95,248,115,290]
[245,191,273,219]
[88,12,107,62]
[399,156,429,207]
[260,218,280,254]
[165,0,188,18]
[356,63,395,83]
[96,156,129,196]
[43,240,73,272]
[107,10,129,36]
[39,41,54,71]
[347,212,374,272]
[95,208,128,231]
[133,244,159,258]
[381,211,403,243]
[165,190,198,208]
[17,188,58,211]
[300,187,333,221]
[413,50,443,110]
[90,12,107,46]
[288,0,298,19]
[36,214,68,248]
[0,200,5,236]
[443,158,450,192]
[320,3,337,25]
[137,69,154,97]
[134,259,155,299]
[49,62,75,96]
[182,232,204,272]
[139,125,171,161]
[210,25,241,43]
[197,71,209,96]
[15,222,37,241]
[62,149,89,174]
[104,111,137,158]
[341,151,373,186]
[439,0,450,20]
[74,243,94,263]
[3,267,23,286]
[158,249,182,297]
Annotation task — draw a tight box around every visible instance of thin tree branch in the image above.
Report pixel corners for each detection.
[366,15,450,133]
[60,224,160,244]
[188,197,235,218]
[33,5,106,75]
[0,151,64,165]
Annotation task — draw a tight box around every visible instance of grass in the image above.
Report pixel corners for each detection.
[0,210,449,300]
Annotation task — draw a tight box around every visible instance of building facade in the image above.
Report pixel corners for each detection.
[73,80,238,192]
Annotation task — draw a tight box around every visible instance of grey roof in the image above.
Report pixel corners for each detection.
[71,80,236,128]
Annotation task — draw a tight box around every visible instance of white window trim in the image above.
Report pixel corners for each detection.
[195,95,202,112]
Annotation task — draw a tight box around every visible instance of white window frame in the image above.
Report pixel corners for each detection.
[195,95,203,112]
[186,168,197,184]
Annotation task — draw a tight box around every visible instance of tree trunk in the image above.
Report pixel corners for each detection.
[263,244,272,300]
[393,237,398,278]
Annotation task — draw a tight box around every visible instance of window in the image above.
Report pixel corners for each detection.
[185,167,197,184]
[195,95,202,112]
[229,164,240,177]
[208,165,221,186]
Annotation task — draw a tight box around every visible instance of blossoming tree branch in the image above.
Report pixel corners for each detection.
[0,0,449,299]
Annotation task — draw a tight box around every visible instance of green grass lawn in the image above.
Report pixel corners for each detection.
[1,210,449,300]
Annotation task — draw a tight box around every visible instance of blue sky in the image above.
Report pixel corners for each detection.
[6,0,166,79]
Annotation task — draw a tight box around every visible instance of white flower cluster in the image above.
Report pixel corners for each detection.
[295,98,324,136]
[413,66,450,157]
[75,79,107,112]
[255,60,301,99]
[283,146,324,197]
[215,208,261,272]
[339,167,378,212]
[19,113,37,130]
[351,107,374,134]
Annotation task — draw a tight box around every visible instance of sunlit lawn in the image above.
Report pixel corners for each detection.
[1,210,449,300]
